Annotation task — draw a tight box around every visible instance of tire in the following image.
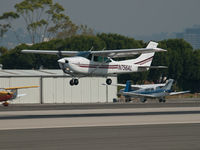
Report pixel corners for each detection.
[74,79,79,85]
[106,78,112,85]
[70,79,74,86]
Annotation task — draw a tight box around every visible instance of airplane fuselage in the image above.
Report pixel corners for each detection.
[123,87,171,99]
[58,56,145,77]
[0,91,14,102]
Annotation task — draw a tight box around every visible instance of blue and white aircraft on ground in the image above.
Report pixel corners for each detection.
[120,79,190,103]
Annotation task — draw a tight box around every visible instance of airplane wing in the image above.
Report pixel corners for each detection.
[107,83,165,89]
[4,86,39,90]
[169,91,190,96]
[21,50,79,56]
[123,92,157,98]
[21,48,166,58]
[91,48,166,58]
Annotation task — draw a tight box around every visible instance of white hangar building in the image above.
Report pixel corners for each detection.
[0,69,117,104]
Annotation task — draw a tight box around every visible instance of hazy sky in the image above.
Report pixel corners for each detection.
[1,0,200,36]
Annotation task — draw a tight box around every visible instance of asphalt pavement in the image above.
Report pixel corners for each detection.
[0,98,200,111]
[0,124,200,150]
[0,100,200,150]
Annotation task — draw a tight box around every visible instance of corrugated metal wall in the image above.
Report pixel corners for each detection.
[42,77,117,103]
[0,76,117,104]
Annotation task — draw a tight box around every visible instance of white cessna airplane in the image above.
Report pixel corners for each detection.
[22,41,166,86]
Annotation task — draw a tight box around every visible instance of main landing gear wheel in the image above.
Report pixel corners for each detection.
[106,78,112,85]
[3,101,9,107]
[69,79,79,86]
[159,99,166,103]
[74,79,79,85]
[140,98,147,103]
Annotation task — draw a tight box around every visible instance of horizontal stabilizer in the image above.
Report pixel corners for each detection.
[138,66,168,69]
[169,91,190,96]
[17,94,27,97]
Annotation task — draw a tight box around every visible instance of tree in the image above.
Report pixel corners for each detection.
[78,25,94,36]
[0,47,8,55]
[0,12,20,43]
[148,39,200,92]
[3,0,78,44]
[0,24,10,41]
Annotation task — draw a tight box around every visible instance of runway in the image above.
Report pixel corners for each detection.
[0,124,200,150]
[0,102,200,149]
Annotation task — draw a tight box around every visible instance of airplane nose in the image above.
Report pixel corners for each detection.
[58,58,65,64]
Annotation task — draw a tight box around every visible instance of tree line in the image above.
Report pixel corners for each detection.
[0,33,199,92]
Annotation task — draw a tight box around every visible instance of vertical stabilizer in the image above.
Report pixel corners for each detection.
[162,79,174,91]
[124,80,132,92]
[11,89,18,99]
[133,41,158,66]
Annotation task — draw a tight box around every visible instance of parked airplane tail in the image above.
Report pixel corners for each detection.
[162,79,174,91]
[133,41,158,66]
[124,80,132,92]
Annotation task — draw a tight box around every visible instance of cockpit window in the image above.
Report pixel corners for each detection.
[93,56,111,63]
[76,52,92,60]
[77,52,111,62]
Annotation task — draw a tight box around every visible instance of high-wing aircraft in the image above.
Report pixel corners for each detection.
[22,41,166,86]
[0,86,38,106]
[121,79,190,103]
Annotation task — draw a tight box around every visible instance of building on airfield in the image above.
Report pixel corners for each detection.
[0,69,117,104]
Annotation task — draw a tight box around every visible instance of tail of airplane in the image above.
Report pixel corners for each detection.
[133,41,158,66]
[124,80,132,92]
[162,79,174,91]
[119,41,158,67]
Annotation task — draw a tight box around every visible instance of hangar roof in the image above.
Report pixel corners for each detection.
[0,69,69,77]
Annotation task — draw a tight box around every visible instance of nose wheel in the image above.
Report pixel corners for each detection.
[106,78,112,85]
[69,78,79,86]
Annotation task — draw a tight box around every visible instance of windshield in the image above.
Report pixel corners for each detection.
[76,52,92,60]
[76,52,112,62]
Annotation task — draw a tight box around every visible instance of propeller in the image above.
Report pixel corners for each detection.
[56,43,63,59]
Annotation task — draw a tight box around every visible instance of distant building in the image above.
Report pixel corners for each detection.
[176,26,200,49]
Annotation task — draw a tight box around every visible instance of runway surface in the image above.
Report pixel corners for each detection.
[0,124,200,150]
[0,102,200,149]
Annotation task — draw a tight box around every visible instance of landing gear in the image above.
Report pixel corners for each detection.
[140,98,147,103]
[69,78,79,86]
[3,101,9,107]
[74,79,79,85]
[106,78,112,85]
[125,97,131,102]
[159,99,166,103]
